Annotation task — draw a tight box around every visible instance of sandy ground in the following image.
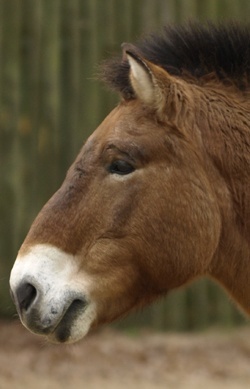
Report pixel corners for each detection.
[0,320,250,389]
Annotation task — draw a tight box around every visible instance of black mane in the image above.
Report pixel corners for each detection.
[101,22,250,95]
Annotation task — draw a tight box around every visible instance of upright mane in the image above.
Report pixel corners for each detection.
[101,22,250,96]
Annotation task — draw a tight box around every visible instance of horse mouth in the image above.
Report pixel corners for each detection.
[49,299,88,343]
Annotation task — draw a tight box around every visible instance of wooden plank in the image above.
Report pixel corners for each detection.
[35,0,61,203]
[0,0,22,314]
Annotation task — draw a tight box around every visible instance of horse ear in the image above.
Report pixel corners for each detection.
[122,43,161,106]
[122,43,158,106]
[122,43,191,120]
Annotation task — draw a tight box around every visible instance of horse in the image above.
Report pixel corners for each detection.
[10,22,250,343]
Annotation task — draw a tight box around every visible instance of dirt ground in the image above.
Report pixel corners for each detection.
[1,320,250,389]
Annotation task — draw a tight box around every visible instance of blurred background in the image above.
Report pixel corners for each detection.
[1,0,250,334]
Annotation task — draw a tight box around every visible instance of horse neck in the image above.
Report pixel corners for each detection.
[197,85,250,314]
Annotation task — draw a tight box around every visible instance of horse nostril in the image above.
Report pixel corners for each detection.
[15,282,37,312]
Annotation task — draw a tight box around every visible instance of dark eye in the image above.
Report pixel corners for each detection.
[108,160,135,175]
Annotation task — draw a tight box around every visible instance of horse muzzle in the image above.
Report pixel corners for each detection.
[9,244,96,343]
[11,281,88,342]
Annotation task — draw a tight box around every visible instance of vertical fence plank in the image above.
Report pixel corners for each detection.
[164,289,188,331]
[160,0,178,24]
[0,0,22,315]
[217,0,242,21]
[60,0,81,169]
[141,0,161,32]
[79,0,101,139]
[210,283,236,327]
[34,0,61,209]
[178,0,197,22]
[17,0,43,228]
[187,279,210,330]
[196,0,219,21]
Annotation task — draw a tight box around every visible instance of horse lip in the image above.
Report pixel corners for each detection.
[50,298,89,342]
[20,295,88,339]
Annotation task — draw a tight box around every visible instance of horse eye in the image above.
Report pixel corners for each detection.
[108,160,135,175]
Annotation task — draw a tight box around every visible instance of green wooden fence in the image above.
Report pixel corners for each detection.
[0,0,249,330]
